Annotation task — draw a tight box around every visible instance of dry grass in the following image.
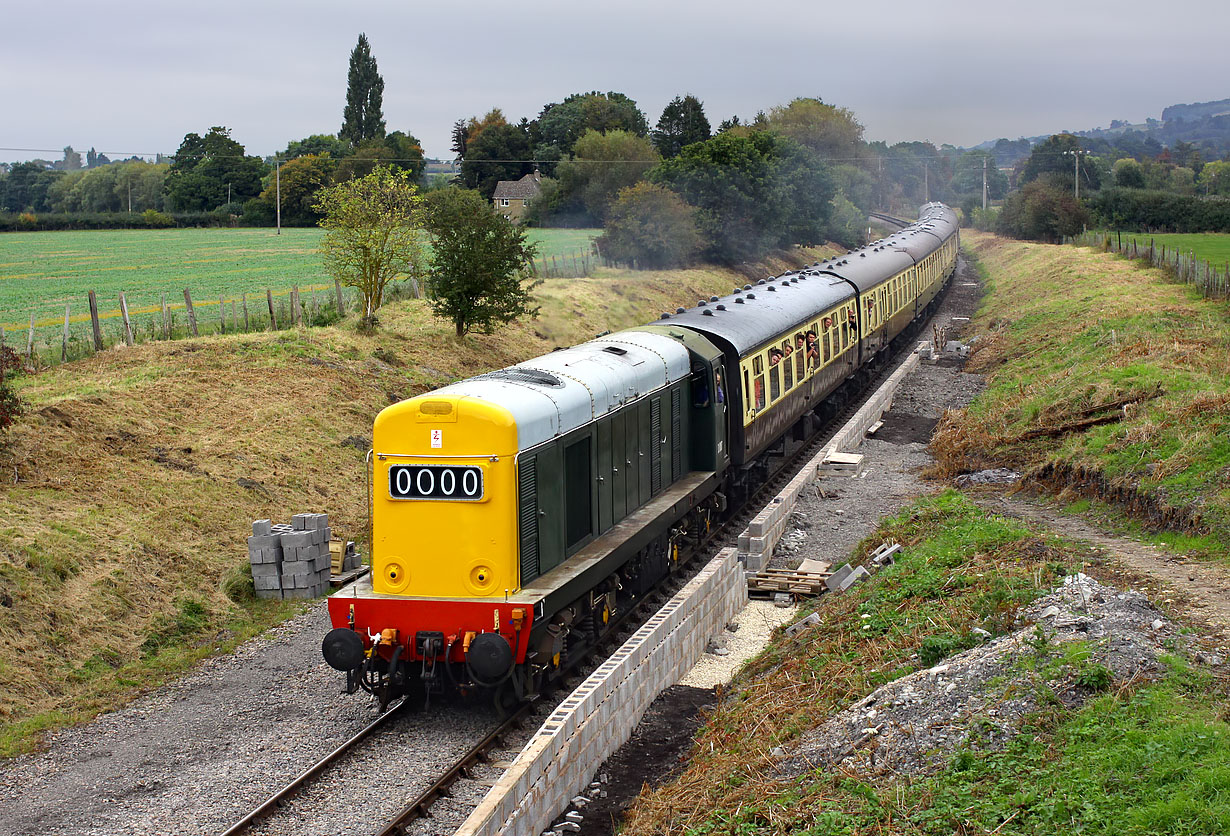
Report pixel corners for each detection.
[0,251,838,755]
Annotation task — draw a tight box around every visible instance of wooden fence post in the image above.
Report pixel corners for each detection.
[219,296,226,334]
[310,288,319,323]
[266,288,277,330]
[232,300,238,332]
[62,304,70,362]
[183,289,199,336]
[291,286,301,326]
[119,293,135,346]
[334,279,345,315]
[87,290,104,351]
[27,313,34,362]
[242,293,249,331]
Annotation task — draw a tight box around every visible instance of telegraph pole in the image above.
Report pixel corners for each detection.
[275,159,281,235]
[982,156,988,210]
[1064,149,1088,199]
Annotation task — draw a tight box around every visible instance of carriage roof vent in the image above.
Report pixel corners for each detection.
[702,309,714,316]
[676,307,686,314]
[710,295,720,302]
[716,304,727,311]
[602,346,628,356]
[746,293,756,299]
[757,279,766,285]
[698,300,707,306]
[767,285,777,291]
[660,313,671,319]
[735,297,745,304]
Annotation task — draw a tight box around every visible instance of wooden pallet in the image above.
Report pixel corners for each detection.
[330,565,370,587]
[747,563,831,599]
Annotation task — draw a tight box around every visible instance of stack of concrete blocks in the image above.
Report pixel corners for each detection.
[825,562,871,593]
[247,513,333,600]
[454,547,747,836]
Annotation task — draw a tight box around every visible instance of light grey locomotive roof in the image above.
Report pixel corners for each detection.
[426,331,691,452]
[657,203,959,356]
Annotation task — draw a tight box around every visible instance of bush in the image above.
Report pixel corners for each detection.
[1086,188,1230,233]
[995,181,1089,242]
[141,209,174,228]
[0,345,21,438]
[595,182,702,269]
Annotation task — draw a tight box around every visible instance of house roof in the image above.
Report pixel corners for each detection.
[492,172,541,200]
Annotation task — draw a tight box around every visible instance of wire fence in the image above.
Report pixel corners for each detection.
[3,249,601,370]
[1065,231,1230,300]
[0,279,425,370]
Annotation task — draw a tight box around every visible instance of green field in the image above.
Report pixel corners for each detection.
[1112,231,1230,266]
[0,226,599,340]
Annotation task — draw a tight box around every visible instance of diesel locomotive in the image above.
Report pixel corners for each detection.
[322,204,960,707]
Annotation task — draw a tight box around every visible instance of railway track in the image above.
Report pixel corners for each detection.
[217,264,959,836]
[868,211,911,229]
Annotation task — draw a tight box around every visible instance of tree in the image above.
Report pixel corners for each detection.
[277,134,351,162]
[535,92,649,157]
[56,146,83,171]
[1198,160,1230,195]
[596,182,701,268]
[164,126,265,211]
[314,166,424,324]
[555,129,659,223]
[262,153,336,224]
[384,131,426,181]
[1113,158,1146,188]
[460,123,533,199]
[650,131,833,262]
[652,95,711,158]
[1020,134,1101,191]
[450,119,470,160]
[339,33,386,146]
[422,187,539,337]
[765,97,864,162]
[950,150,1008,200]
[0,343,22,445]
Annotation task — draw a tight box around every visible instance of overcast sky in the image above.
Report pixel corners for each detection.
[3,0,1227,163]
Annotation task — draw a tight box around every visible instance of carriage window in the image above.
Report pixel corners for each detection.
[754,375,765,410]
[794,332,807,382]
[768,363,781,401]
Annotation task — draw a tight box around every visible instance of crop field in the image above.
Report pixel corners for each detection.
[0,226,599,343]
[1113,231,1230,266]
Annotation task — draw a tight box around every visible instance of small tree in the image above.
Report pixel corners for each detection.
[422,187,539,337]
[314,166,424,325]
[596,183,701,268]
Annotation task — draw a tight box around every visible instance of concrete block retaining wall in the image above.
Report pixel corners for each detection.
[737,347,922,572]
[454,547,747,836]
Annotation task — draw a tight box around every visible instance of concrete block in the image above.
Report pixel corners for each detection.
[280,530,313,549]
[247,533,281,549]
[250,562,280,579]
[283,586,313,600]
[252,519,272,536]
[785,612,821,636]
[253,574,281,591]
[292,513,311,530]
[255,588,282,600]
[837,565,871,591]
[281,559,314,577]
[825,563,854,592]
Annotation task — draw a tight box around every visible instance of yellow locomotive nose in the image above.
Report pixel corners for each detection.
[371,395,519,598]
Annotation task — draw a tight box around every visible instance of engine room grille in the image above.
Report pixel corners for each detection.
[671,388,683,481]
[518,457,539,585]
[650,397,662,495]
[479,368,564,388]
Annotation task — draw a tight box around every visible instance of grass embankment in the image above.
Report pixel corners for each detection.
[931,231,1230,561]
[0,226,599,343]
[620,492,1230,835]
[0,245,833,758]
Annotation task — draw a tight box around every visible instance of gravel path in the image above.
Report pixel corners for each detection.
[0,604,500,836]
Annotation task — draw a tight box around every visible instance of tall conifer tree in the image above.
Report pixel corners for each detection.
[340,34,386,145]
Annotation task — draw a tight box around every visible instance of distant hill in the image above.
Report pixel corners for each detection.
[972,97,1230,164]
